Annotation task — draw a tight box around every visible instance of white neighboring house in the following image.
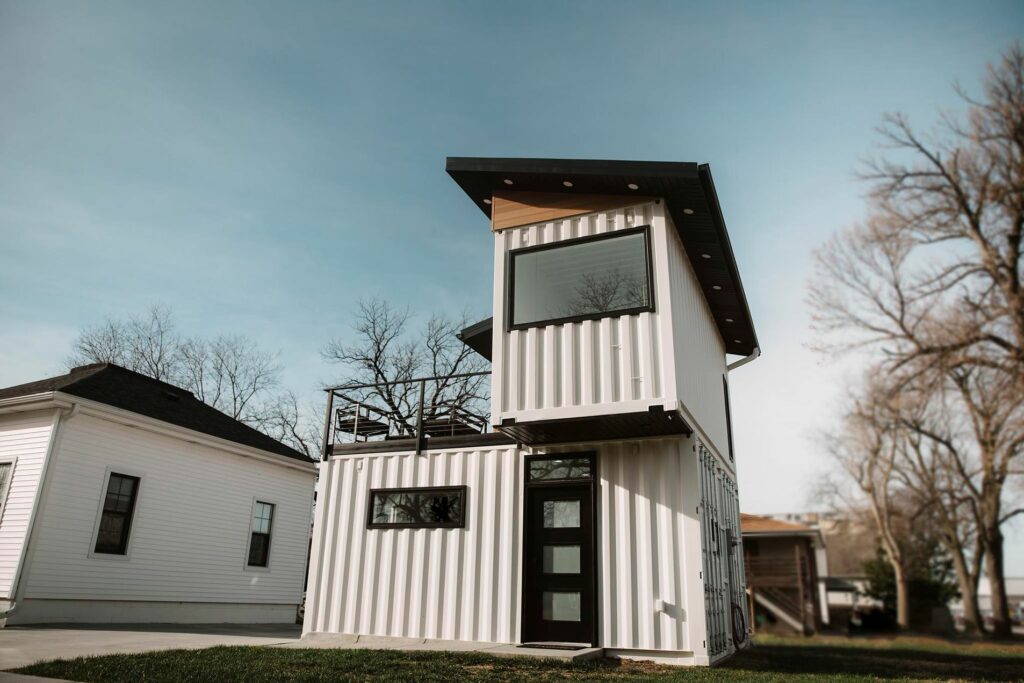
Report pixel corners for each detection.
[0,362,316,625]
[303,158,761,665]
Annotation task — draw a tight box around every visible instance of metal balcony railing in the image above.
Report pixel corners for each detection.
[319,371,491,459]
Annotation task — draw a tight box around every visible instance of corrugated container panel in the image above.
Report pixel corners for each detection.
[304,446,523,642]
[545,438,697,653]
[664,213,730,457]
[0,410,56,598]
[495,203,665,417]
[697,441,743,660]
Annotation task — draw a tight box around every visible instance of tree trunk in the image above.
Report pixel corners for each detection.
[893,564,911,630]
[950,554,983,636]
[984,527,1013,638]
[945,541,982,635]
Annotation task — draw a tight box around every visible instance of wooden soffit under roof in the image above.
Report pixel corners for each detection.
[490,190,655,231]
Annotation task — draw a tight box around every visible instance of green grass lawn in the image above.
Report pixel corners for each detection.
[13,634,1024,682]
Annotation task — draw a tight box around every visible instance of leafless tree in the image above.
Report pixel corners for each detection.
[322,298,489,436]
[68,304,181,381]
[258,390,323,460]
[565,269,648,318]
[178,335,280,422]
[67,305,317,458]
[809,44,1024,636]
[825,377,925,629]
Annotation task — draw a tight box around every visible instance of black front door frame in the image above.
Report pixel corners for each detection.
[521,452,599,646]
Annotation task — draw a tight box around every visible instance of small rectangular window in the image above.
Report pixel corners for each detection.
[723,375,735,461]
[94,473,140,555]
[367,486,466,529]
[248,501,275,567]
[0,461,14,522]
[509,227,653,329]
[528,457,592,481]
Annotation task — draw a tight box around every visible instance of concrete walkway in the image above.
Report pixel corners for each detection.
[0,623,302,670]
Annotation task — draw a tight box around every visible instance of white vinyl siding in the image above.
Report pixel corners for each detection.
[23,413,313,604]
[0,410,57,599]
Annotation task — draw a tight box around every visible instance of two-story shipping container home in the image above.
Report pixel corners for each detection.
[303,158,760,665]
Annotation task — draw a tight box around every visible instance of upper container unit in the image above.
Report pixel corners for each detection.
[449,158,758,457]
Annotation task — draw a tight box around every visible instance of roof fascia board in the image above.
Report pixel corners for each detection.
[53,392,316,474]
[697,164,760,352]
[0,392,72,415]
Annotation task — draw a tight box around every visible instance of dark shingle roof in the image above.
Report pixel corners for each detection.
[0,363,311,463]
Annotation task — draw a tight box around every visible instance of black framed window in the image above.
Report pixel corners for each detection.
[0,460,14,520]
[723,375,735,461]
[94,473,140,555]
[528,456,593,481]
[367,486,466,529]
[508,226,654,329]
[248,501,275,567]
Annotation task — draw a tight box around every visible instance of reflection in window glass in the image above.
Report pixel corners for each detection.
[543,591,582,621]
[529,458,591,481]
[94,473,140,555]
[370,488,464,527]
[543,545,581,574]
[543,500,580,528]
[511,230,651,327]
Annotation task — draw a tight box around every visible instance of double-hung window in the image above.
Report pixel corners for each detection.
[508,226,654,329]
[94,473,140,555]
[247,501,275,567]
[0,460,14,522]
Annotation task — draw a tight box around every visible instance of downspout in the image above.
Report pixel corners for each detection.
[726,347,760,372]
[1,402,76,621]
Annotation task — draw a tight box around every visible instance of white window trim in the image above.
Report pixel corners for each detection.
[244,497,277,573]
[0,457,17,525]
[87,466,144,562]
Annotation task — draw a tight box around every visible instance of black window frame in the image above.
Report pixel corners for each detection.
[723,375,735,461]
[366,485,468,529]
[526,454,596,483]
[506,225,656,331]
[247,500,275,568]
[93,472,140,556]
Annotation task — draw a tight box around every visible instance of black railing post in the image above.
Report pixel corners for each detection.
[320,390,335,462]
[415,378,426,455]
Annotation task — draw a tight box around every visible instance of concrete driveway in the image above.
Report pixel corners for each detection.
[0,623,302,670]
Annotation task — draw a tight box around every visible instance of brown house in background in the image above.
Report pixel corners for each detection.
[741,514,828,635]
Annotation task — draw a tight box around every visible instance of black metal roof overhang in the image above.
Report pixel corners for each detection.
[447,157,759,358]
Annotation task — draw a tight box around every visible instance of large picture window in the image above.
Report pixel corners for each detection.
[94,472,140,555]
[367,486,466,529]
[508,226,654,329]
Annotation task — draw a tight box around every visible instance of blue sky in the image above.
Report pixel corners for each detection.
[1,1,1022,571]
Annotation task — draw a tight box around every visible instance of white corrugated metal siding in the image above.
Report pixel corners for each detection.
[493,204,666,421]
[697,441,744,661]
[0,410,56,598]
[548,438,701,654]
[306,438,706,658]
[664,213,730,458]
[304,445,524,642]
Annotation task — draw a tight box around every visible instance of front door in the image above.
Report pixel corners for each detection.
[522,454,597,645]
